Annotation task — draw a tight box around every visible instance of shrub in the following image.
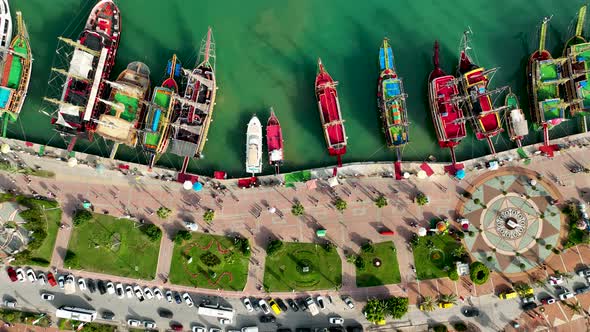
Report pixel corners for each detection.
[468,231,475,237]
[199,252,221,267]
[375,195,388,208]
[473,198,481,205]
[361,241,374,254]
[203,210,215,223]
[174,230,191,244]
[234,237,250,256]
[323,242,335,252]
[469,261,490,285]
[266,239,283,255]
[156,207,172,219]
[64,249,81,269]
[453,322,467,331]
[448,269,459,281]
[457,231,465,239]
[552,248,560,254]
[416,193,429,206]
[545,244,552,250]
[433,325,448,332]
[463,192,472,199]
[486,256,493,262]
[334,198,347,212]
[355,256,365,270]
[291,202,304,216]
[519,263,526,270]
[141,224,162,241]
[73,209,92,226]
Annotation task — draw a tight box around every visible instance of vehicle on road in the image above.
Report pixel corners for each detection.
[306,297,320,316]
[57,307,97,322]
[522,302,538,311]
[143,320,156,329]
[182,292,194,307]
[15,268,25,282]
[97,280,106,294]
[559,291,575,300]
[329,316,344,325]
[541,297,556,305]
[191,325,206,332]
[4,300,16,308]
[125,285,133,299]
[86,279,95,293]
[343,296,355,309]
[462,307,480,317]
[6,267,17,282]
[240,327,259,332]
[268,299,282,315]
[166,290,173,303]
[174,292,182,304]
[78,278,87,291]
[242,298,254,312]
[158,308,173,319]
[259,315,276,323]
[58,275,65,288]
[106,282,115,295]
[499,290,517,299]
[549,275,564,285]
[26,269,37,282]
[127,319,141,327]
[287,298,299,312]
[218,318,230,325]
[37,272,47,285]
[276,298,288,312]
[259,299,271,314]
[101,310,115,320]
[41,293,54,301]
[144,287,154,300]
[153,288,163,300]
[115,283,124,299]
[316,296,326,310]
[170,323,183,331]
[133,285,145,302]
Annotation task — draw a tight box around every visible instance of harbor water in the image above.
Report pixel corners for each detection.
[10,0,588,177]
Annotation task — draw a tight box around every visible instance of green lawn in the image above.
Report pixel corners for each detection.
[66,214,160,279]
[412,234,462,280]
[263,242,342,292]
[27,200,62,266]
[356,241,401,287]
[169,233,250,291]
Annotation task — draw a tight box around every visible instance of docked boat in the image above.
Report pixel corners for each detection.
[45,0,120,146]
[266,108,283,174]
[428,41,466,165]
[169,27,217,159]
[315,58,347,165]
[504,89,528,147]
[245,115,262,174]
[527,17,569,146]
[563,6,590,116]
[0,0,12,50]
[95,62,151,158]
[142,55,181,169]
[457,31,506,154]
[377,38,409,157]
[0,11,32,137]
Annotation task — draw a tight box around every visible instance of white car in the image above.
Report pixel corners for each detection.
[559,291,574,300]
[115,283,124,299]
[106,282,115,295]
[78,278,87,291]
[182,292,194,307]
[133,285,145,302]
[144,287,154,300]
[57,275,65,288]
[191,326,206,332]
[208,329,221,332]
[125,285,134,299]
[143,320,157,329]
[37,273,47,286]
[218,318,230,325]
[165,290,173,303]
[577,269,590,278]
[184,221,198,231]
[329,316,344,325]
[127,319,141,327]
[15,268,25,282]
[316,296,326,310]
[343,296,355,309]
[4,300,16,308]
[242,298,254,312]
[549,276,564,285]
[26,269,37,282]
[259,299,271,314]
[153,287,163,300]
[41,293,54,301]
[65,274,75,285]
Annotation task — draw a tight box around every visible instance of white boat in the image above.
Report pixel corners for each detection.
[245,115,262,174]
[0,0,12,49]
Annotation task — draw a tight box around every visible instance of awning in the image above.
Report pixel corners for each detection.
[417,170,427,179]
[183,180,193,190]
[420,162,434,177]
[328,177,339,187]
[214,171,227,179]
[316,229,326,237]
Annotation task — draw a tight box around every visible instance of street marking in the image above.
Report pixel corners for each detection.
[576,246,585,265]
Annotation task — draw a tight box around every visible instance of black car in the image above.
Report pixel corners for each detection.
[87,279,96,293]
[345,325,363,332]
[97,280,107,295]
[522,302,538,311]
[100,310,115,320]
[260,315,276,323]
[287,298,299,312]
[174,292,182,304]
[297,298,308,311]
[251,298,261,311]
[295,329,312,332]
[462,307,480,317]
[277,329,292,332]
[575,286,590,295]
[158,309,173,319]
[276,298,288,312]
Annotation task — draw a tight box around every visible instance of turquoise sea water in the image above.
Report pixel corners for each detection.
[9,0,589,177]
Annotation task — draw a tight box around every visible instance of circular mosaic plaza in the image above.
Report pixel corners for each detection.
[458,167,563,274]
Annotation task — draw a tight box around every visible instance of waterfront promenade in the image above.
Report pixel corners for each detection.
[0,133,589,330]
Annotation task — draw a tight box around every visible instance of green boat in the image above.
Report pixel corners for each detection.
[0,12,32,137]
[563,5,590,116]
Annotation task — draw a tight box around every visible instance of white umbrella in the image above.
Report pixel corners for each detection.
[417,170,428,179]
[0,144,10,153]
[183,180,193,190]
[268,207,276,214]
[403,172,411,179]
[67,157,78,167]
[529,179,537,186]
[418,227,427,237]
[328,176,339,187]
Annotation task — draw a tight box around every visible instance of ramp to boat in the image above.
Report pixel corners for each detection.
[394,161,402,180]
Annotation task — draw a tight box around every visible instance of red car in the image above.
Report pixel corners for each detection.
[6,267,17,282]
[170,323,183,331]
[47,272,57,287]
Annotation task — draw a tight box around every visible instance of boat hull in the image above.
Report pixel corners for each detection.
[246,115,263,174]
[266,110,283,166]
[315,60,347,156]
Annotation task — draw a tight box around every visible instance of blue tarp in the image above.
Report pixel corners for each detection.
[152,109,161,132]
[386,81,401,96]
[193,182,203,191]
[379,48,385,71]
[455,169,466,180]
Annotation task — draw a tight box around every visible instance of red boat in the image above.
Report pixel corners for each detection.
[428,41,466,165]
[266,108,284,174]
[315,58,347,165]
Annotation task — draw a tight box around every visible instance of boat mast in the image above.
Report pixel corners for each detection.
[198,27,215,70]
[576,5,587,37]
[539,17,550,53]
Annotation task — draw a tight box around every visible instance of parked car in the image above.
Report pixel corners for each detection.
[343,296,355,309]
[287,298,299,312]
[125,285,133,299]
[559,291,575,301]
[37,272,47,286]
[6,267,17,282]
[58,275,65,289]
[4,300,16,308]
[144,287,154,300]
[78,278,87,291]
[158,308,173,319]
[549,275,564,285]
[143,320,157,329]
[577,268,590,278]
[218,318,230,325]
[174,292,182,304]
[165,290,173,303]
[316,296,325,310]
[191,325,206,332]
[101,310,115,320]
[522,296,536,304]
[242,298,254,312]
[259,315,276,323]
[170,323,183,331]
[276,298,288,312]
[85,278,93,292]
[133,285,145,302]
[97,280,106,294]
[329,316,344,325]
[209,328,222,332]
[41,293,54,301]
[575,286,590,295]
[522,302,538,311]
[65,274,75,285]
[182,292,194,307]
[297,297,308,311]
[259,299,271,314]
[115,283,124,299]
[106,282,115,295]
[15,268,25,282]
[153,288,163,300]
[251,298,261,312]
[26,269,37,282]
[127,319,141,327]
[462,307,480,317]
[541,297,556,305]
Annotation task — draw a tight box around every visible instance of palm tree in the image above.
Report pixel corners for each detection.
[438,293,458,305]
[452,246,467,260]
[420,296,436,312]
[565,300,585,316]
